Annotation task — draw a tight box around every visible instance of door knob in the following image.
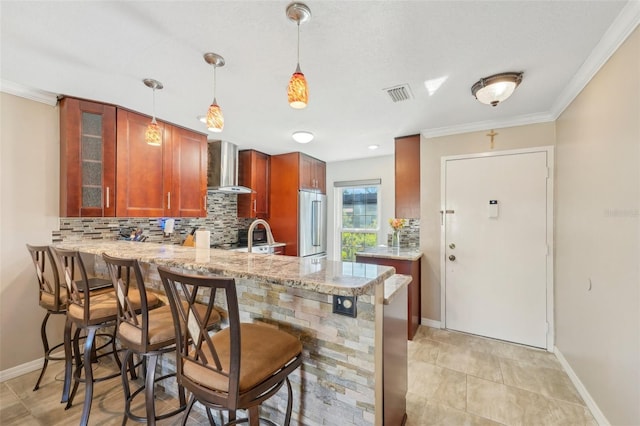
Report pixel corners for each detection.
[448,255,456,261]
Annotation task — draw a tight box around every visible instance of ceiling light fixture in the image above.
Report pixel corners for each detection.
[471,72,523,107]
[286,2,311,109]
[368,144,379,150]
[292,131,314,144]
[143,78,163,146]
[204,52,225,132]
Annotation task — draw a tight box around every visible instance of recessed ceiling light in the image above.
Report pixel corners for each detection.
[292,131,314,144]
[424,76,448,96]
[198,116,206,123]
[368,144,379,150]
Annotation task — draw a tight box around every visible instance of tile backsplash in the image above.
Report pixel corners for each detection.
[386,218,420,248]
[53,192,253,245]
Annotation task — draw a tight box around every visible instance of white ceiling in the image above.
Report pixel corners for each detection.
[1,1,638,162]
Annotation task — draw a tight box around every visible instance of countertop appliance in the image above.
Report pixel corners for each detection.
[210,227,270,251]
[299,190,327,258]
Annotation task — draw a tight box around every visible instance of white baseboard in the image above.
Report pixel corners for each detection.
[554,347,610,426]
[421,318,441,328]
[0,358,45,383]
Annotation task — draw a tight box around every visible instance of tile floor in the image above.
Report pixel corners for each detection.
[0,325,595,425]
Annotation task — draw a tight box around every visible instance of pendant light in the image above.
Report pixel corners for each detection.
[204,52,225,133]
[143,78,163,146]
[286,2,311,109]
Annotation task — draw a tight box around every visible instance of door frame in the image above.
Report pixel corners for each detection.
[440,146,555,350]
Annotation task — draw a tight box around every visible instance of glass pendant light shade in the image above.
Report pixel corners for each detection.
[288,65,308,109]
[206,101,224,132]
[471,72,523,107]
[145,119,162,146]
[143,78,163,146]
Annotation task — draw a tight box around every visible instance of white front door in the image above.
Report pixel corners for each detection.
[442,148,553,349]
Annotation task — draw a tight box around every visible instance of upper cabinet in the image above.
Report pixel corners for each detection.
[60,97,116,217]
[299,153,326,193]
[115,109,207,218]
[60,97,207,218]
[238,149,270,218]
[395,134,420,218]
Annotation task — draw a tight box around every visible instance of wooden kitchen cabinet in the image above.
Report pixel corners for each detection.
[115,108,207,217]
[300,153,326,193]
[395,134,420,218]
[356,253,422,340]
[270,152,326,256]
[59,97,116,217]
[237,149,270,218]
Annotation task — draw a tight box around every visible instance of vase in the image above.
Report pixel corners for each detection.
[391,230,400,248]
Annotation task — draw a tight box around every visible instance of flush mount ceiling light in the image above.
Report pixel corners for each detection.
[286,2,311,109]
[143,78,163,146]
[204,52,225,132]
[292,131,314,144]
[471,72,523,107]
[368,144,379,150]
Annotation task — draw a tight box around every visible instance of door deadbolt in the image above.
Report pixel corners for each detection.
[449,243,456,249]
[448,255,456,261]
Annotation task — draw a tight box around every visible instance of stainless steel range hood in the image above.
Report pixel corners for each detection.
[207,140,253,193]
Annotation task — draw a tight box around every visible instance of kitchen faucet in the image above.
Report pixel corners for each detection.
[247,219,275,252]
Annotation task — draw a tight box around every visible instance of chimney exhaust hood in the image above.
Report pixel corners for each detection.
[207,140,253,194]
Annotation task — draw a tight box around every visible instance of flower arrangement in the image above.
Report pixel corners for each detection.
[389,218,406,231]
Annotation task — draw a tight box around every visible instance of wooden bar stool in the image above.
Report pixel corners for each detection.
[158,266,303,426]
[26,244,68,391]
[54,248,159,426]
[103,254,220,425]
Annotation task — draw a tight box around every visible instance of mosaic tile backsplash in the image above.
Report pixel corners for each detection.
[53,192,253,245]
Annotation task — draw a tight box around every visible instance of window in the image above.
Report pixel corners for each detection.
[335,180,381,261]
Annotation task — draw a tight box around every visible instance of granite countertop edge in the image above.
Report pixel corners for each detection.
[384,274,412,305]
[53,240,395,297]
[355,246,424,261]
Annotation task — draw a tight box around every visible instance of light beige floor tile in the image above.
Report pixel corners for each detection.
[499,358,584,405]
[467,375,552,424]
[436,342,503,383]
[409,337,441,364]
[421,400,504,426]
[408,361,467,410]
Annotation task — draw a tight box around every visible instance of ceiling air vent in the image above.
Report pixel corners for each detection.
[384,84,413,102]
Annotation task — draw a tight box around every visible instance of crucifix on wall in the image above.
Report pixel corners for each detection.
[486,129,498,149]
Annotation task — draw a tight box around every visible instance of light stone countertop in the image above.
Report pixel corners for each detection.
[355,246,424,261]
[384,274,412,304]
[53,240,395,296]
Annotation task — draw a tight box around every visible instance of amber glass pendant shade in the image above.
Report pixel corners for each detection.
[288,69,308,109]
[206,103,224,133]
[145,120,162,146]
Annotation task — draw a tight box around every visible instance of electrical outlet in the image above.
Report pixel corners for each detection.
[333,295,357,318]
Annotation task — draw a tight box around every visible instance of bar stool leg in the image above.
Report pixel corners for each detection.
[66,327,82,409]
[181,395,196,426]
[33,312,52,391]
[79,328,97,426]
[121,349,133,426]
[144,354,158,426]
[61,318,73,403]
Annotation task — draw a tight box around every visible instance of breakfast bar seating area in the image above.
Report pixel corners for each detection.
[19,240,408,426]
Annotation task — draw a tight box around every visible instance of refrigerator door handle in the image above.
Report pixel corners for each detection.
[312,200,320,247]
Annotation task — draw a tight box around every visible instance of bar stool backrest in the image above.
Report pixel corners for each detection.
[26,244,65,313]
[102,253,151,348]
[158,266,241,408]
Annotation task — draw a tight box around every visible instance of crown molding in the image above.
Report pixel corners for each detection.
[421,112,555,139]
[0,79,58,106]
[549,0,640,119]
[421,1,640,139]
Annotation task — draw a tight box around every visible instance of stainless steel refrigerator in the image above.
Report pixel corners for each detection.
[298,190,327,258]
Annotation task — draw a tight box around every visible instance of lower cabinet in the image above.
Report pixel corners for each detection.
[356,254,422,340]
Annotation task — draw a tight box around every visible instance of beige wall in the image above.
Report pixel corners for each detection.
[555,27,639,425]
[419,122,556,321]
[326,155,395,261]
[0,93,61,371]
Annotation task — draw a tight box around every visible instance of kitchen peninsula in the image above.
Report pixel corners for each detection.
[54,240,409,426]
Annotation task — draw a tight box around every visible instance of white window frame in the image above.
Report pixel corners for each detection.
[333,179,382,261]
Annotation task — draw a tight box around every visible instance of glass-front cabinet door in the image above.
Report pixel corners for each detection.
[60,97,116,217]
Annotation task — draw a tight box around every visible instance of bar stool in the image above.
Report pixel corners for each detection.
[158,266,303,426]
[103,254,222,425]
[54,248,158,426]
[26,244,68,391]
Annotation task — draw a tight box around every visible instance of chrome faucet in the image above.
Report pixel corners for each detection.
[247,219,275,252]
